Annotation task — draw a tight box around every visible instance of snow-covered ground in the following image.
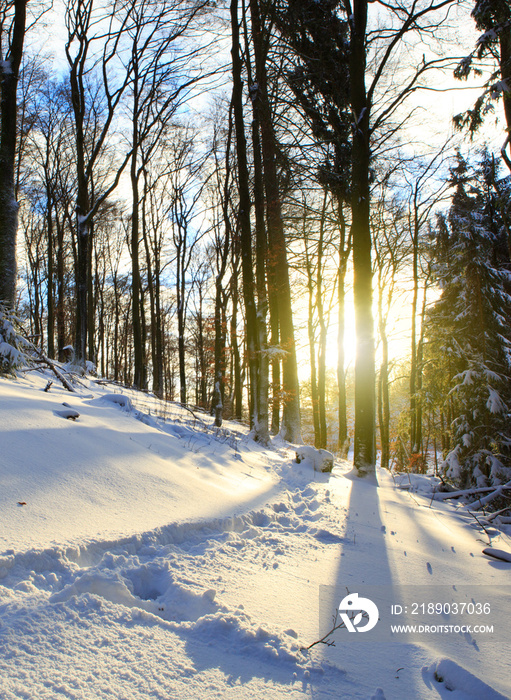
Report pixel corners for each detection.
[1,370,510,700]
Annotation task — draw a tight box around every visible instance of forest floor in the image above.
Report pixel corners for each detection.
[1,369,510,700]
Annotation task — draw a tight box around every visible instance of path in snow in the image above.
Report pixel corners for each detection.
[1,372,510,699]
[2,463,510,699]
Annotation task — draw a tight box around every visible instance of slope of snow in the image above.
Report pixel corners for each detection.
[1,370,510,699]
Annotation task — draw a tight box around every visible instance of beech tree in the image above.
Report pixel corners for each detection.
[166,127,209,405]
[230,0,269,442]
[0,0,27,306]
[65,0,137,366]
[249,0,302,443]
[275,0,461,476]
[125,0,209,389]
[23,77,76,360]
[209,112,234,427]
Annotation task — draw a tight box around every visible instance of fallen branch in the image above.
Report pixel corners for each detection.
[480,507,511,523]
[482,547,511,563]
[432,486,498,501]
[30,347,75,393]
[462,484,511,512]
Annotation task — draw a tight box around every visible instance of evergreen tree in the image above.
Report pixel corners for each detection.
[455,0,511,169]
[425,152,511,487]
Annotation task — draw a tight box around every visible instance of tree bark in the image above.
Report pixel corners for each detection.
[46,192,55,358]
[316,195,328,449]
[130,88,146,390]
[244,8,270,439]
[250,0,301,443]
[212,111,233,427]
[410,184,420,454]
[307,273,321,446]
[0,0,26,307]
[349,0,376,476]
[337,200,350,457]
[230,0,268,442]
[230,251,243,420]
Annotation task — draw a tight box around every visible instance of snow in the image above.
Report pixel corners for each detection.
[295,445,334,472]
[425,658,509,699]
[1,370,511,700]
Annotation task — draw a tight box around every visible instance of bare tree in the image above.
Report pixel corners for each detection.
[65,0,136,366]
[125,0,210,389]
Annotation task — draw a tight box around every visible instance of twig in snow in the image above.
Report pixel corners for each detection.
[466,509,493,546]
[301,590,368,650]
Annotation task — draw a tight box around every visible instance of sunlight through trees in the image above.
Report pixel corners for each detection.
[2,0,511,486]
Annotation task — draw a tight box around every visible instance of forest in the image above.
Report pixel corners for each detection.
[1,0,511,489]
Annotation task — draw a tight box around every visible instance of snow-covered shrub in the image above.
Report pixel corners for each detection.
[295,445,334,472]
[0,305,30,374]
[86,360,97,376]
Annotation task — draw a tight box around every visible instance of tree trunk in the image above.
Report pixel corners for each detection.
[0,0,26,307]
[230,239,243,420]
[46,196,55,358]
[350,0,376,476]
[378,307,390,470]
[56,214,66,361]
[250,0,300,443]
[74,212,90,366]
[269,290,281,434]
[410,187,420,454]
[130,139,145,389]
[68,20,90,366]
[245,14,270,439]
[87,217,95,365]
[212,106,234,427]
[307,277,321,446]
[177,261,187,405]
[141,184,160,397]
[154,261,164,398]
[213,286,224,425]
[337,201,350,457]
[316,195,328,449]
[230,0,268,442]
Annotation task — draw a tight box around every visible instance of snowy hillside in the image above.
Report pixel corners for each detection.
[1,370,510,700]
